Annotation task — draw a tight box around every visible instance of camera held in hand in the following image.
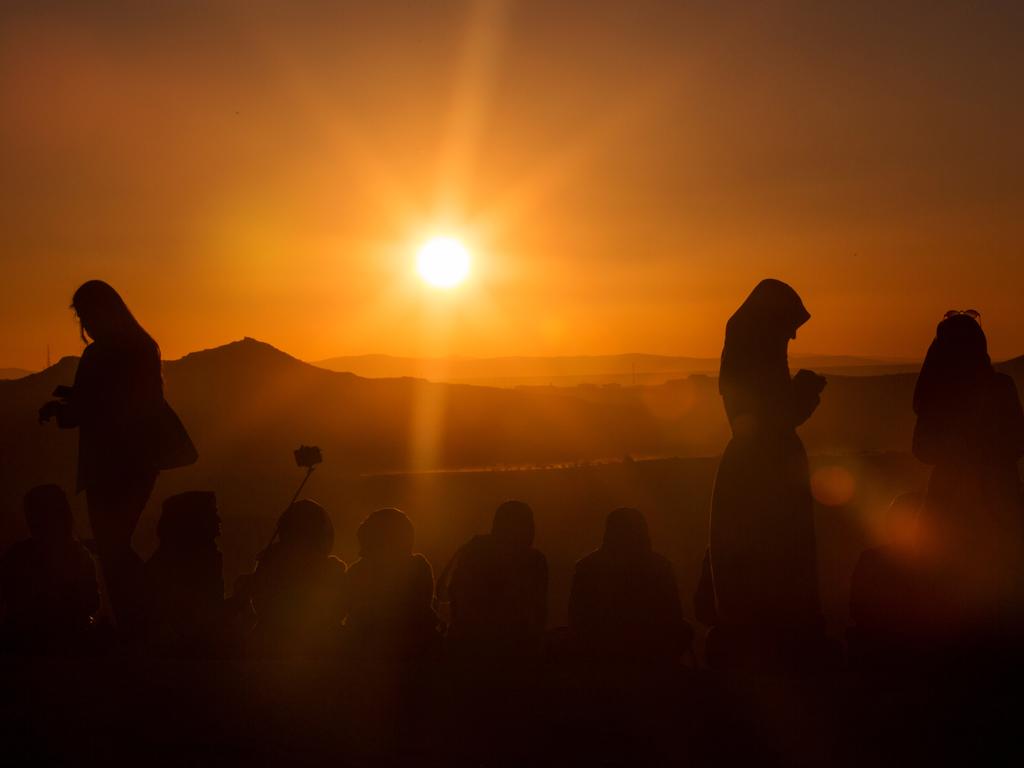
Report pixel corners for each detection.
[294,445,323,470]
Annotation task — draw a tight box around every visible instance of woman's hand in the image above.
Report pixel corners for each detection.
[793,369,827,424]
[38,400,61,425]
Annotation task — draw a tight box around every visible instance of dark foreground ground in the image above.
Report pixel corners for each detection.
[3,652,1022,767]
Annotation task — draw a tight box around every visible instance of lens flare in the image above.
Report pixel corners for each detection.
[811,465,856,507]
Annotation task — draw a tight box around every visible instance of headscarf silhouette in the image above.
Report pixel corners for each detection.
[719,279,812,436]
[721,279,809,393]
[708,279,825,657]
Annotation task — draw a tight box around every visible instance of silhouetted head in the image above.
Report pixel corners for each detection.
[276,499,334,557]
[357,508,414,559]
[721,279,809,392]
[602,507,651,555]
[491,500,535,549]
[158,491,221,550]
[913,312,992,414]
[71,280,154,347]
[729,279,809,341]
[24,484,74,542]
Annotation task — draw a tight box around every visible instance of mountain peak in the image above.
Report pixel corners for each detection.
[168,337,309,375]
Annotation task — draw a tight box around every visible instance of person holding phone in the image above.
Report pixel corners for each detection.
[705,279,829,672]
[39,280,194,641]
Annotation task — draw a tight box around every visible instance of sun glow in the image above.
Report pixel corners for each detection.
[416,236,471,287]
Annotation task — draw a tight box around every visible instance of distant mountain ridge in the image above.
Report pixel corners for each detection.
[314,352,922,387]
[0,368,31,380]
[3,337,1022,495]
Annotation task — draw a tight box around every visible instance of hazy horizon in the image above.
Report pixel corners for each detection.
[1,336,934,380]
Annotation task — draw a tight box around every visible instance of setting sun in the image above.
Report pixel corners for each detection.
[416,237,471,288]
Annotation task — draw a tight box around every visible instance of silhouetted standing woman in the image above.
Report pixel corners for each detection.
[912,311,1024,641]
[39,281,195,639]
[707,279,827,670]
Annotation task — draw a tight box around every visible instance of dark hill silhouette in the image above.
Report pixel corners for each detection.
[7,339,1024,510]
[0,368,31,381]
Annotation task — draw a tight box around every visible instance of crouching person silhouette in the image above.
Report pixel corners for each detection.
[569,508,691,669]
[234,499,346,658]
[438,500,548,663]
[344,508,438,664]
[144,491,226,657]
[848,492,933,668]
[0,485,99,655]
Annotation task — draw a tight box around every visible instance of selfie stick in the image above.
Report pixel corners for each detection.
[257,464,318,561]
[289,465,316,507]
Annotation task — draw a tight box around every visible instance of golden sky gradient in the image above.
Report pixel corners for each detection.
[2,1,1023,370]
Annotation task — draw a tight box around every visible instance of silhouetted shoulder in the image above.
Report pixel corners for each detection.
[572,549,601,574]
[326,555,348,585]
[411,553,434,580]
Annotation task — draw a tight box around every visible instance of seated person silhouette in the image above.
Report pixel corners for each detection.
[344,508,437,662]
[568,508,691,666]
[0,485,99,654]
[144,491,225,656]
[234,499,346,657]
[439,500,548,660]
[848,492,937,665]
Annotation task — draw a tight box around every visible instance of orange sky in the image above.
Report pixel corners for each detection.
[2,1,1023,370]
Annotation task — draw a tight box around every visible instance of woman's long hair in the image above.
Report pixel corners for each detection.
[71,280,157,351]
[720,279,809,395]
[913,313,992,417]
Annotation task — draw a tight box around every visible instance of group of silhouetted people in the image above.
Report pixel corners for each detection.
[1,484,695,674]
[6,279,1024,679]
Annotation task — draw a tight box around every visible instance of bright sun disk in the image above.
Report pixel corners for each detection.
[416,236,471,287]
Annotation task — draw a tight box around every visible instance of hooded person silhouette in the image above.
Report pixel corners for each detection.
[569,507,690,665]
[440,500,548,660]
[912,311,1024,642]
[0,485,99,654]
[706,279,829,671]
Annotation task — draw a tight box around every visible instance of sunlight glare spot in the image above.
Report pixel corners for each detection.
[416,237,471,288]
